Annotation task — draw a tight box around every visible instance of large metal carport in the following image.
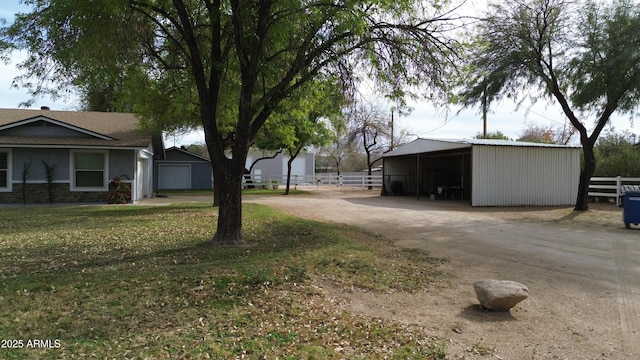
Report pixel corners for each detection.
[382,138,581,206]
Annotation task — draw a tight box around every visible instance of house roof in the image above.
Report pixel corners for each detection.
[0,108,160,149]
[384,137,580,157]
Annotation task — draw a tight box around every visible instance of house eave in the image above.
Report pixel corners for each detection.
[0,143,150,151]
[0,116,116,140]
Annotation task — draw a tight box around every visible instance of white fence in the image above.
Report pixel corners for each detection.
[246,174,640,200]
[243,172,383,190]
[589,176,640,205]
[310,173,383,189]
[243,174,306,186]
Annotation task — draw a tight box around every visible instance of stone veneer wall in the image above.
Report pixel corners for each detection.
[0,183,107,203]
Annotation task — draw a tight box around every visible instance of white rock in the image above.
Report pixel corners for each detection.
[473,279,529,311]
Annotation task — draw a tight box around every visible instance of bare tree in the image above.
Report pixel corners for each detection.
[518,123,577,145]
[348,102,391,188]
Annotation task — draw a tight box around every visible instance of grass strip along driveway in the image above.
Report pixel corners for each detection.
[0,203,445,359]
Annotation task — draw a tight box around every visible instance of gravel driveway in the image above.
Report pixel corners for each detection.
[244,187,640,359]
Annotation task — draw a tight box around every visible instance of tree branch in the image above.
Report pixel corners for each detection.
[247,149,283,173]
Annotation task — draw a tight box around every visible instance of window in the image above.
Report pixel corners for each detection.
[72,151,107,190]
[0,152,8,189]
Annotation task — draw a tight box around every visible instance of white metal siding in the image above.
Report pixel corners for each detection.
[471,145,580,206]
[283,156,307,176]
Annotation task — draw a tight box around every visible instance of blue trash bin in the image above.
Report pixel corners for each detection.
[619,185,640,229]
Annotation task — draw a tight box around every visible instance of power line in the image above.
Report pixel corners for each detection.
[523,106,567,125]
[412,118,451,136]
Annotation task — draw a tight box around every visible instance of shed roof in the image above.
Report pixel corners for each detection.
[384,138,580,157]
[164,146,211,162]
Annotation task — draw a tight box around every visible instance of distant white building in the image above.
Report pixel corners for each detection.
[246,150,315,183]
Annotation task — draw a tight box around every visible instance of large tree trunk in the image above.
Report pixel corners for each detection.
[213,180,220,206]
[205,111,250,245]
[575,142,596,211]
[547,88,602,212]
[211,162,245,244]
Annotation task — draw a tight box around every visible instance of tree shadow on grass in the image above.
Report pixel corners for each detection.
[1,214,339,282]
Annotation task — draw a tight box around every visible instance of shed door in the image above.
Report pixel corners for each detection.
[159,164,191,189]
[283,156,307,176]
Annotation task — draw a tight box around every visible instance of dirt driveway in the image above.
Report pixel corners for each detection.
[244,187,640,359]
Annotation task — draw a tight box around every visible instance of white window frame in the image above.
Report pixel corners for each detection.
[0,149,12,192]
[70,150,109,191]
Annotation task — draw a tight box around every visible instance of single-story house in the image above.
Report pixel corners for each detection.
[154,146,212,190]
[0,107,164,203]
[246,150,315,184]
[382,138,581,206]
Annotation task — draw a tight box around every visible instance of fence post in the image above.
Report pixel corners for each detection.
[616,176,622,206]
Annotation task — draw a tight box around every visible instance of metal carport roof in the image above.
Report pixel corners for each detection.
[383,138,579,157]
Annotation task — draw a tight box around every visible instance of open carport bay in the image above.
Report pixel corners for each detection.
[383,148,471,201]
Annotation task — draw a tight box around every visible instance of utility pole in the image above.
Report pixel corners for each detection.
[482,85,488,138]
[389,109,395,150]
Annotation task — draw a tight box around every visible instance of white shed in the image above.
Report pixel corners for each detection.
[382,138,581,206]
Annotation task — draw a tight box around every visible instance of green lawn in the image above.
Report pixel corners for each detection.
[0,203,446,359]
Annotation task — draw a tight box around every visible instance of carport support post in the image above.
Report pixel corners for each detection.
[416,153,421,200]
[461,154,465,200]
